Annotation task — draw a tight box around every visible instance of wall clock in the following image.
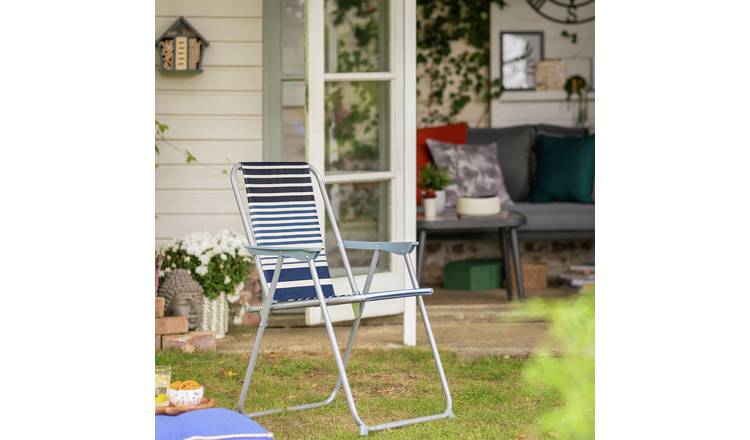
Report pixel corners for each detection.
[526,0,594,24]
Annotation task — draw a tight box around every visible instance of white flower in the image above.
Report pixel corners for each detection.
[227,293,240,303]
[164,267,171,273]
[199,254,211,265]
[234,282,244,295]
[220,253,227,261]
[224,275,231,284]
[158,270,165,277]
[195,265,208,276]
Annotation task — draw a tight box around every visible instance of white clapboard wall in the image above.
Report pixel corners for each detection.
[490,0,595,129]
[155,0,263,249]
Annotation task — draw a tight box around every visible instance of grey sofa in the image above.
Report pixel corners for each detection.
[466,124,594,239]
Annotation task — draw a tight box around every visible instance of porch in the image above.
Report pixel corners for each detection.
[220,286,577,358]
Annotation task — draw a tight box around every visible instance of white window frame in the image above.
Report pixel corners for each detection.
[304,0,417,345]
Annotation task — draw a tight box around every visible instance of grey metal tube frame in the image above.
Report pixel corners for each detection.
[230,163,454,436]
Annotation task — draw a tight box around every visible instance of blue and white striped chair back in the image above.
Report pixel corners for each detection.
[240,162,336,302]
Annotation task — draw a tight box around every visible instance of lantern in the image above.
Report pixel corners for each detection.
[156,16,209,73]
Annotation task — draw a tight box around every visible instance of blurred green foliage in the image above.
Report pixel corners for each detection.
[524,289,595,439]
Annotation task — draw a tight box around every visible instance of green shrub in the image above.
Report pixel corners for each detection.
[524,289,595,439]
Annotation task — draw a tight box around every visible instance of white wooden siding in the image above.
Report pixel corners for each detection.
[156,0,263,248]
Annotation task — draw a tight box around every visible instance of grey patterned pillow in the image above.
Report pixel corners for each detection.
[426,139,461,206]
[426,139,513,207]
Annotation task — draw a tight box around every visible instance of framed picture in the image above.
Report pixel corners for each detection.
[500,31,544,91]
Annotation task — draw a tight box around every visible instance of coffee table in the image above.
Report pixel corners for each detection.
[416,210,527,301]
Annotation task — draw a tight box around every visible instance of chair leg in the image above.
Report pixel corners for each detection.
[236,258,284,413]
[236,297,273,413]
[240,259,453,436]
[236,300,365,417]
[321,302,365,403]
[310,260,454,436]
[350,293,454,436]
[417,294,454,417]
[307,261,369,433]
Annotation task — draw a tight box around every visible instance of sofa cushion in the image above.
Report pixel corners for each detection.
[466,126,534,202]
[417,123,468,205]
[531,135,595,203]
[424,139,460,206]
[510,202,594,231]
[457,143,514,205]
[536,124,588,137]
[426,140,513,207]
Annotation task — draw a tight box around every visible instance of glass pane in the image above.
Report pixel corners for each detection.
[281,0,305,78]
[325,0,389,73]
[325,181,389,275]
[282,81,306,161]
[325,81,390,172]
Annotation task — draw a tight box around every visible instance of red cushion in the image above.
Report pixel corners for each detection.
[416,123,468,205]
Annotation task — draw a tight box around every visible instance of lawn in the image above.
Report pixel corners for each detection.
[156,348,561,439]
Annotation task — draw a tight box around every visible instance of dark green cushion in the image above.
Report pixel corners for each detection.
[531,135,595,203]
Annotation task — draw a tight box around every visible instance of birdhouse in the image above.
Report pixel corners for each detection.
[156,16,209,73]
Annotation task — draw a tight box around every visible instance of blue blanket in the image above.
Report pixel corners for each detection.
[156,408,272,440]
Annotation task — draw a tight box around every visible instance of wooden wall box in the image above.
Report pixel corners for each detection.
[156,16,209,73]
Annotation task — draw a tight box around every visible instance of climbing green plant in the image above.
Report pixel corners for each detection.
[155,120,227,174]
[417,0,507,126]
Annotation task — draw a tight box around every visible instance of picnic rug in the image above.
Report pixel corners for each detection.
[156,408,273,440]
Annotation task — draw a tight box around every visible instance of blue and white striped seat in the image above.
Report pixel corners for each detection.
[240,162,336,302]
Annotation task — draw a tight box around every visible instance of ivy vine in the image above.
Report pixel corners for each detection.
[154,120,228,175]
[417,0,507,127]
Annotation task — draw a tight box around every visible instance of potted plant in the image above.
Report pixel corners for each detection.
[158,230,252,337]
[565,75,591,128]
[419,163,453,215]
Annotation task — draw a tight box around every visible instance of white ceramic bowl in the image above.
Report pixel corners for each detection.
[456,196,501,216]
[167,386,204,406]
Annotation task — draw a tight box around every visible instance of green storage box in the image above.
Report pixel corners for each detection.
[443,258,504,291]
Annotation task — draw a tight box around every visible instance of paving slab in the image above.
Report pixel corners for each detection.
[218,287,574,358]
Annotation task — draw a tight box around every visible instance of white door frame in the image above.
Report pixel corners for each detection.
[304,0,417,345]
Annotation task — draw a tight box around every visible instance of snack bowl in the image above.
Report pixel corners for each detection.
[167,386,204,407]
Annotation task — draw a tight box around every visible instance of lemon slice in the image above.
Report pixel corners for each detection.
[155,394,169,407]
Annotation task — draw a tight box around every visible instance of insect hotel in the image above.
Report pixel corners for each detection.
[156,16,209,73]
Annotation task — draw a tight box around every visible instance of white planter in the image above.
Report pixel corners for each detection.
[424,198,437,220]
[198,293,229,338]
[434,190,446,214]
[457,196,501,216]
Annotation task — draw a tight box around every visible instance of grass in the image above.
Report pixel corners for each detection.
[156,348,561,439]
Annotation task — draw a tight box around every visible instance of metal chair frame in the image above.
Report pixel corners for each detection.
[230,163,453,436]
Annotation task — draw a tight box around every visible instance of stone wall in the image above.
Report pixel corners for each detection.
[420,238,594,286]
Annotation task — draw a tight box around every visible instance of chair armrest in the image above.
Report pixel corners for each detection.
[342,240,418,255]
[245,246,322,262]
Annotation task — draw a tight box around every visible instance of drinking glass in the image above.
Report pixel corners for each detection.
[155,366,171,399]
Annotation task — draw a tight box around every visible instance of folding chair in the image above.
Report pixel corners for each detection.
[230,162,453,436]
